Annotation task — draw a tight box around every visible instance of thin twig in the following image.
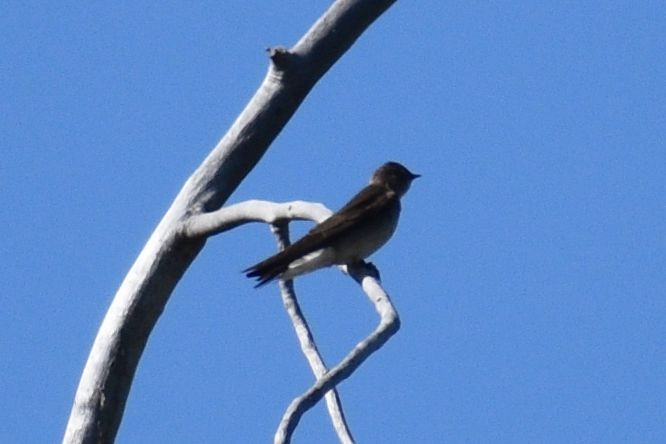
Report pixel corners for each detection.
[270,222,355,444]
[274,262,400,444]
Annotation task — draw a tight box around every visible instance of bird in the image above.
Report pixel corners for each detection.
[244,161,419,287]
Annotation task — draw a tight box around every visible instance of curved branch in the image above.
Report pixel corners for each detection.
[271,222,354,444]
[191,201,400,443]
[183,200,333,238]
[275,262,400,444]
[63,1,398,442]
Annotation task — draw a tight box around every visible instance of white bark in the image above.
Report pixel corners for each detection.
[271,222,355,444]
[183,200,333,237]
[63,1,398,442]
[189,201,400,444]
[275,262,400,444]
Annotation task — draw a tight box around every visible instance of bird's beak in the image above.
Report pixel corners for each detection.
[411,173,421,179]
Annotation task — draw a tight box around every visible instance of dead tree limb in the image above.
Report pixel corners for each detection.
[275,261,399,443]
[63,1,397,443]
[271,222,355,444]
[189,201,399,444]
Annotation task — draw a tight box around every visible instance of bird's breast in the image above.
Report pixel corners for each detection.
[332,203,400,264]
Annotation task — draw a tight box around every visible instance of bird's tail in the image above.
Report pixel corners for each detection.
[243,263,286,288]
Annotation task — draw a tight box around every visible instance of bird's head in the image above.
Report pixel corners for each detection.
[370,161,420,196]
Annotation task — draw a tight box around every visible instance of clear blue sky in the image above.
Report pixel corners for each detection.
[2,2,664,443]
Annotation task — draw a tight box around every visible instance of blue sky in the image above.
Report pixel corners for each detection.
[2,1,665,443]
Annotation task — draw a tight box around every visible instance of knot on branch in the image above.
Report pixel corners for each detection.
[267,46,298,70]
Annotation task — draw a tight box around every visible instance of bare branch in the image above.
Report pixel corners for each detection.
[183,200,333,238]
[64,1,398,442]
[275,262,400,444]
[271,222,355,444]
[189,201,399,444]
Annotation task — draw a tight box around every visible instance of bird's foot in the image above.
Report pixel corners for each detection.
[347,260,381,282]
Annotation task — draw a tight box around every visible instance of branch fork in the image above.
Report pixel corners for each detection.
[187,200,400,443]
[63,2,399,442]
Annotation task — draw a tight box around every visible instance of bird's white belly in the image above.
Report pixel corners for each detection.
[281,248,336,280]
[281,206,400,280]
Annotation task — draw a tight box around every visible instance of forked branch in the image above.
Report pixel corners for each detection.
[63,1,398,442]
[275,262,399,443]
[188,201,400,444]
[271,222,355,444]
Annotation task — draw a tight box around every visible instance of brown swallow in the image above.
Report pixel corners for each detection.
[244,161,419,287]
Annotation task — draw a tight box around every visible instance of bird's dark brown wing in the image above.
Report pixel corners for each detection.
[244,184,396,286]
